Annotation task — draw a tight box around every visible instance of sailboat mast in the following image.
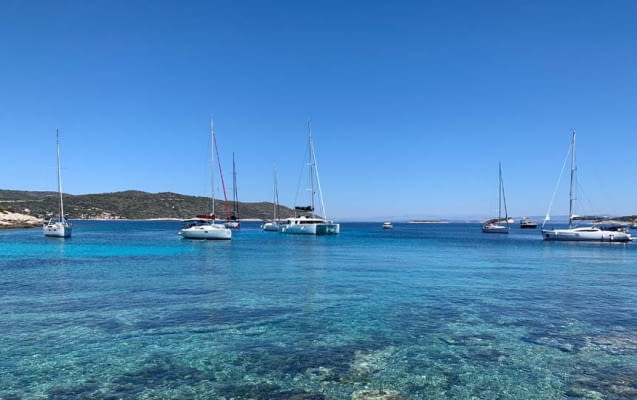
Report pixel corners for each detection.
[56,129,65,220]
[497,162,502,221]
[568,130,576,228]
[232,152,238,218]
[273,168,279,221]
[308,121,329,221]
[210,119,216,218]
[307,121,315,218]
[500,162,509,225]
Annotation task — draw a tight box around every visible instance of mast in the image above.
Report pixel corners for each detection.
[273,168,279,221]
[308,121,328,220]
[210,119,216,219]
[232,152,239,220]
[568,130,577,228]
[213,127,232,221]
[500,162,509,226]
[307,121,315,218]
[497,162,502,221]
[56,129,65,221]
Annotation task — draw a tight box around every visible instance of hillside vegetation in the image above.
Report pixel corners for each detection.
[0,190,296,220]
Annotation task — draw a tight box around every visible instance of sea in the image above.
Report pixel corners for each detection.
[1,221,636,400]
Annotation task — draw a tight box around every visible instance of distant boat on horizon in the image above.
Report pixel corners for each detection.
[43,129,72,238]
[224,152,241,230]
[382,221,393,229]
[262,168,281,232]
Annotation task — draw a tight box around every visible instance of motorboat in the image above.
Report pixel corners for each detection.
[520,217,538,229]
[382,221,393,229]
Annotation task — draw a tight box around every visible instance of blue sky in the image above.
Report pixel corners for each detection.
[2,0,636,220]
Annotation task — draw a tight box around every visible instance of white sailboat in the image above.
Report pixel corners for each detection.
[279,122,340,235]
[482,162,510,234]
[43,129,72,238]
[224,152,240,229]
[179,120,232,240]
[262,168,282,232]
[541,130,631,242]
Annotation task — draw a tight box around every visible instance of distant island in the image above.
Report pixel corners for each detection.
[408,220,449,224]
[0,189,297,222]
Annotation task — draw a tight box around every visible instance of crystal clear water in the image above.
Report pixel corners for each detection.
[1,221,636,399]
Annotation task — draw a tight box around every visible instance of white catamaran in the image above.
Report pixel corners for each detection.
[279,122,340,235]
[541,130,631,242]
[482,162,510,234]
[43,129,72,238]
[179,120,232,240]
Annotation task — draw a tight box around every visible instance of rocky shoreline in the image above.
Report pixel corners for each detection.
[0,211,43,229]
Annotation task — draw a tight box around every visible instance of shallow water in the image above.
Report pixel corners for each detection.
[1,221,636,399]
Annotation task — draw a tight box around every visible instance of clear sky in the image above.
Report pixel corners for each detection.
[2,0,636,221]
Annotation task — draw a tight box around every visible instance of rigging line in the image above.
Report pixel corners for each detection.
[500,163,509,222]
[308,121,328,220]
[293,127,312,214]
[542,138,572,228]
[213,130,232,220]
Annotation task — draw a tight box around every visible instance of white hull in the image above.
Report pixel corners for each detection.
[542,227,631,242]
[179,224,231,240]
[280,217,340,235]
[482,224,509,234]
[261,222,280,232]
[382,222,393,229]
[224,221,240,229]
[43,221,72,238]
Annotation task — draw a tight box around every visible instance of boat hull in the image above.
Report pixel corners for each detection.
[224,221,240,229]
[280,222,340,235]
[542,228,631,242]
[179,224,232,240]
[482,224,509,234]
[261,222,280,232]
[520,223,538,229]
[43,222,72,238]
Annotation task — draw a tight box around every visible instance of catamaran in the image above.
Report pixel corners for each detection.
[482,162,510,234]
[43,129,73,238]
[179,120,232,240]
[279,122,340,235]
[541,130,631,242]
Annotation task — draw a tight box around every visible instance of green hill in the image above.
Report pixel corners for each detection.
[0,189,296,220]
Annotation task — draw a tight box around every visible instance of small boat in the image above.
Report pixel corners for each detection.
[520,217,538,229]
[262,169,282,232]
[541,131,631,242]
[224,152,241,229]
[279,121,340,235]
[482,163,509,234]
[382,221,393,229]
[43,129,72,238]
[180,119,232,240]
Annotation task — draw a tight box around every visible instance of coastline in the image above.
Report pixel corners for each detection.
[0,211,43,229]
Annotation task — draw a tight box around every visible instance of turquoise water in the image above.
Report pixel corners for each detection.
[1,221,636,399]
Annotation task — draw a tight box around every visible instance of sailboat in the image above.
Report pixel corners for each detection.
[261,168,281,232]
[44,129,73,238]
[224,152,240,229]
[482,162,510,234]
[279,121,340,235]
[541,130,631,242]
[179,120,232,240]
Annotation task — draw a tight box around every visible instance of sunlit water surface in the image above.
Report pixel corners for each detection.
[1,221,636,399]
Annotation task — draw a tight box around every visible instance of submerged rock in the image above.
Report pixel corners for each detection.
[351,389,405,400]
